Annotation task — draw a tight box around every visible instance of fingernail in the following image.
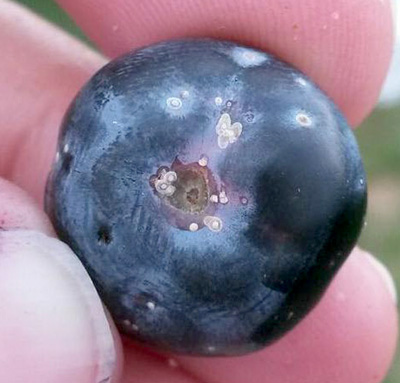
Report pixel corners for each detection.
[365,252,398,305]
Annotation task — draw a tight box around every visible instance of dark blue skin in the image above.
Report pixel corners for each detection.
[45,39,367,356]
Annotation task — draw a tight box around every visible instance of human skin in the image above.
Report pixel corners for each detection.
[0,0,398,382]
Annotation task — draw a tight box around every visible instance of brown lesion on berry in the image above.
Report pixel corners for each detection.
[149,166,177,197]
[168,165,209,214]
[150,158,211,213]
[149,157,222,231]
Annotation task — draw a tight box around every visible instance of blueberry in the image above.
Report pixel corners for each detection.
[45,39,367,356]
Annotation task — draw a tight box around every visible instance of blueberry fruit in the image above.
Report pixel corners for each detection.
[45,39,367,356]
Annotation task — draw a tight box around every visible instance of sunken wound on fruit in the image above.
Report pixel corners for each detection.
[45,39,367,356]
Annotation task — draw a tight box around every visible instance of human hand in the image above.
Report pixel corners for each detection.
[0,0,398,382]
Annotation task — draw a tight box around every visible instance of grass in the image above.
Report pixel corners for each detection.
[356,108,400,383]
[11,0,400,381]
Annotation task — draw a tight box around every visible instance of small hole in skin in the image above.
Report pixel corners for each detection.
[62,153,73,173]
[97,226,112,244]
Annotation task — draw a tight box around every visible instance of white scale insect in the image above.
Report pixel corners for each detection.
[296,113,312,127]
[154,170,178,196]
[215,113,243,149]
[203,216,223,232]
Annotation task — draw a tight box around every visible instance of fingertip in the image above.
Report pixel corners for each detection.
[363,250,398,306]
[177,247,398,383]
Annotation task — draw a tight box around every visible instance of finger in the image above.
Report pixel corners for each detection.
[175,247,398,383]
[56,0,394,126]
[120,338,202,383]
[0,0,106,202]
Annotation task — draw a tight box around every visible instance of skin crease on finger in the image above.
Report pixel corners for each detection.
[0,177,123,383]
[0,0,397,382]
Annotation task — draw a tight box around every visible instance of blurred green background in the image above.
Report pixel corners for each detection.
[14,0,400,381]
